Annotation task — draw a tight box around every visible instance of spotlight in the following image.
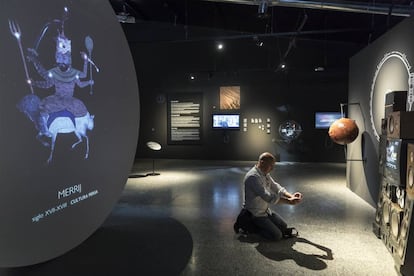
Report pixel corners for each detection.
[253,35,264,47]
[189,74,196,81]
[216,42,224,50]
[274,62,287,73]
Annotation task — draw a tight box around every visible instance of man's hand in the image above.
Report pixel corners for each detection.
[293,192,303,200]
[284,192,303,205]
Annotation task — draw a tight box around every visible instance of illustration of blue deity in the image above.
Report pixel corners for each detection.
[10,6,98,163]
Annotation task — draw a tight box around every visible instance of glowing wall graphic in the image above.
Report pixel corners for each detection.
[369,51,411,141]
[0,0,139,267]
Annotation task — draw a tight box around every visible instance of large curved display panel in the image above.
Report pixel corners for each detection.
[0,0,139,267]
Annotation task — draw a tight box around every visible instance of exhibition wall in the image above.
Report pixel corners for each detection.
[348,16,414,206]
[349,17,414,275]
[123,23,361,162]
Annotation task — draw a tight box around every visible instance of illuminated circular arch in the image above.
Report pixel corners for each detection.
[369,51,411,141]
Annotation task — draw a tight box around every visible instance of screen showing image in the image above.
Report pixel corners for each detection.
[384,138,408,186]
[315,112,342,129]
[212,114,240,129]
[385,139,400,170]
[385,138,402,183]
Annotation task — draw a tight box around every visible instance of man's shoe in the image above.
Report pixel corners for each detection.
[233,222,240,234]
[284,227,299,238]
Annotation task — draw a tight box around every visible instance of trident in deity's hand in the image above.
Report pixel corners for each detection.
[9,19,34,94]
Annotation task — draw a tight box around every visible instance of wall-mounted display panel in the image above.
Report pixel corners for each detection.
[315,112,342,129]
[212,114,240,129]
[167,93,202,144]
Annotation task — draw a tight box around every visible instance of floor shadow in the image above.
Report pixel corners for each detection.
[0,217,193,276]
[238,235,333,271]
[128,173,148,178]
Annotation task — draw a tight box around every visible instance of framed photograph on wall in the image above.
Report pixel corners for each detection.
[220,86,240,110]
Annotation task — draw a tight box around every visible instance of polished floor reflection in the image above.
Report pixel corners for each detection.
[2,159,398,275]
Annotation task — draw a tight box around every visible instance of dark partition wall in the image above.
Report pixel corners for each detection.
[349,16,414,275]
[348,17,414,206]
[0,0,139,267]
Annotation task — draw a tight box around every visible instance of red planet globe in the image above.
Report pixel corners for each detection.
[328,117,359,145]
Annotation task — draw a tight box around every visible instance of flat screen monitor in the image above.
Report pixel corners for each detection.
[212,114,240,129]
[315,112,342,129]
[384,138,409,186]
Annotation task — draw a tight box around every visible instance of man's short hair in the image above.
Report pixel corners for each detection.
[259,152,275,163]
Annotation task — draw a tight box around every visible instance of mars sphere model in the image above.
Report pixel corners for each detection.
[328,118,359,145]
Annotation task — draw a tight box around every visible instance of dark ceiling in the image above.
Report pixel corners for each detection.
[109,0,413,46]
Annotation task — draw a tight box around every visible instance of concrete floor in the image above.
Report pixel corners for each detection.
[1,159,399,275]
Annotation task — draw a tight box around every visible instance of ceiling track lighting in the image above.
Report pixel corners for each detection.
[202,0,411,17]
[116,2,136,23]
[257,0,269,18]
[253,35,264,47]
